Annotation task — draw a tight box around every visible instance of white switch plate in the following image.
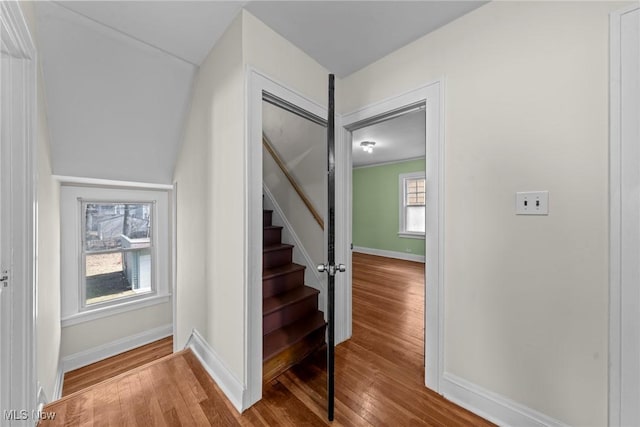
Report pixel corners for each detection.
[516,191,549,215]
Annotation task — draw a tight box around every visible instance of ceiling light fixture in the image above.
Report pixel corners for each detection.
[360,141,376,154]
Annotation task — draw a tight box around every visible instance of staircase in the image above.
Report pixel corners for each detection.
[262,209,326,382]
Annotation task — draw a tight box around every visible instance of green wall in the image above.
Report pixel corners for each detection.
[353,159,425,256]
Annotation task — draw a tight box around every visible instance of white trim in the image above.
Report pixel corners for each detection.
[59,186,171,323]
[336,114,353,343]
[399,171,426,236]
[54,175,174,190]
[340,79,444,392]
[397,232,425,240]
[609,4,640,427]
[171,183,179,352]
[61,324,173,373]
[185,329,245,413]
[262,185,326,309]
[36,385,47,412]
[353,156,426,170]
[441,373,569,427]
[61,294,171,327]
[0,2,38,422]
[353,246,425,263]
[246,67,328,408]
[51,364,64,402]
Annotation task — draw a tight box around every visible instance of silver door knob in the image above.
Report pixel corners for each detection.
[317,264,327,273]
[337,264,346,272]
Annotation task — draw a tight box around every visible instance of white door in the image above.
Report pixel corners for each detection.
[0,27,14,417]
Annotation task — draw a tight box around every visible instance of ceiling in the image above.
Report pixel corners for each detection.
[245,1,487,77]
[54,1,246,66]
[55,1,486,75]
[34,1,485,183]
[352,109,426,168]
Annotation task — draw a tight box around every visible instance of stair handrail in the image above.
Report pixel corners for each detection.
[262,133,325,230]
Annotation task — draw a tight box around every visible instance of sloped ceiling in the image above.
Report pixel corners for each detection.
[36,2,203,184]
[34,1,485,184]
[55,1,246,65]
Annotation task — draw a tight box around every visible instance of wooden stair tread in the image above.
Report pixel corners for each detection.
[263,263,305,280]
[263,243,293,253]
[263,286,319,315]
[263,225,283,231]
[263,209,273,213]
[263,312,326,361]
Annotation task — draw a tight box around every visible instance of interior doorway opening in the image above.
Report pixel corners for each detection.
[348,104,427,378]
[338,81,443,391]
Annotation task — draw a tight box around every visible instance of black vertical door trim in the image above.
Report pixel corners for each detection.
[327,74,336,421]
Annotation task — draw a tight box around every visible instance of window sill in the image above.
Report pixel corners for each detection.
[61,294,171,327]
[398,232,425,240]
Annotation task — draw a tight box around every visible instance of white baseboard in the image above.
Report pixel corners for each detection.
[51,365,64,402]
[353,246,425,263]
[441,373,569,427]
[37,384,47,413]
[61,324,173,373]
[185,329,245,412]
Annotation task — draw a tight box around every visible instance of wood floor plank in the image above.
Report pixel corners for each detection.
[137,368,169,427]
[93,378,123,427]
[41,253,493,426]
[62,336,173,396]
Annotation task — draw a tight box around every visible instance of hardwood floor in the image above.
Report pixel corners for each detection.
[62,336,174,396]
[42,253,492,426]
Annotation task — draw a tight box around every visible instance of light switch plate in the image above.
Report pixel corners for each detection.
[516,191,549,215]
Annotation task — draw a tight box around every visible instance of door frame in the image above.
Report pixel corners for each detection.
[338,80,444,391]
[0,0,38,419]
[245,67,329,408]
[609,3,640,426]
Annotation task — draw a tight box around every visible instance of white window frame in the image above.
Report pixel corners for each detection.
[399,171,426,239]
[61,185,170,326]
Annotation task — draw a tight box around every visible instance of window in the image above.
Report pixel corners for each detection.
[61,186,170,326]
[82,202,153,306]
[399,172,426,238]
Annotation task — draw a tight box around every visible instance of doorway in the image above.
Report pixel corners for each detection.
[260,92,329,383]
[246,70,329,408]
[348,106,427,380]
[339,81,443,391]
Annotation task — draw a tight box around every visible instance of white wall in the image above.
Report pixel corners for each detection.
[35,78,61,403]
[341,2,626,425]
[173,9,334,391]
[204,14,246,381]
[60,303,171,356]
[243,11,330,108]
[171,20,212,350]
[19,1,62,402]
[173,13,246,380]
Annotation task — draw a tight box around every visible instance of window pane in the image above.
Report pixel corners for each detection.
[405,178,426,206]
[406,206,425,233]
[84,203,152,252]
[85,248,151,305]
